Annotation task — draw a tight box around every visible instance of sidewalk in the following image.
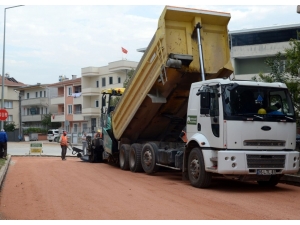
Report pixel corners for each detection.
[6,140,82,156]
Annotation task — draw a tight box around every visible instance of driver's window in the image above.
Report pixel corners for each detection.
[269,94,283,113]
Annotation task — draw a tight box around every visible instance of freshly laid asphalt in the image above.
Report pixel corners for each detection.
[0,141,299,190]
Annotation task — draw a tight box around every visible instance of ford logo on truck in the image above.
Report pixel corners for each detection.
[261,126,271,131]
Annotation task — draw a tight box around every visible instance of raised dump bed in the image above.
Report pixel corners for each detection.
[112,5,233,143]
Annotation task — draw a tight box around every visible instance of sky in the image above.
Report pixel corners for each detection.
[0,1,299,85]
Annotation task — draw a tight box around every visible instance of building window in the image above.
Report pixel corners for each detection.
[74,86,81,93]
[4,101,12,109]
[95,100,99,108]
[102,77,106,87]
[27,93,29,99]
[44,91,46,97]
[73,124,78,133]
[40,91,42,97]
[96,80,99,88]
[68,86,73,96]
[35,92,38,98]
[6,115,12,122]
[118,77,121,83]
[109,77,113,85]
[68,105,73,114]
[82,123,88,132]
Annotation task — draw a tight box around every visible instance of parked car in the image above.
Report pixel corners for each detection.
[47,129,60,142]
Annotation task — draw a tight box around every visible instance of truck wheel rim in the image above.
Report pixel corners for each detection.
[190,158,200,179]
[143,150,152,166]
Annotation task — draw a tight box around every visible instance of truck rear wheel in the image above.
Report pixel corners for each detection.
[89,147,97,163]
[141,142,159,174]
[257,175,282,187]
[129,143,143,172]
[119,144,130,170]
[188,147,212,188]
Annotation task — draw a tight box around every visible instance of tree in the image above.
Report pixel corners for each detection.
[110,69,136,107]
[41,113,61,130]
[4,122,16,132]
[123,69,135,88]
[252,37,300,121]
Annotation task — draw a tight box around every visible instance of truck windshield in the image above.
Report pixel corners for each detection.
[221,84,295,121]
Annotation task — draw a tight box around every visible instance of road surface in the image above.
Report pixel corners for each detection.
[0,156,300,220]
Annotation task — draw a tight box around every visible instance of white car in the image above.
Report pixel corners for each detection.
[47,129,60,142]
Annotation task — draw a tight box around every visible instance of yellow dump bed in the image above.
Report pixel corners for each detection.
[112,5,233,142]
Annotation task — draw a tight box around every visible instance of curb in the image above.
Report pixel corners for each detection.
[0,155,11,191]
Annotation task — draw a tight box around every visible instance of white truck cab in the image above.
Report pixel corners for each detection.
[185,78,299,187]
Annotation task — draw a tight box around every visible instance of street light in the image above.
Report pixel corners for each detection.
[1,5,24,129]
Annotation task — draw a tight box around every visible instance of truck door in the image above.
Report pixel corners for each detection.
[193,83,223,148]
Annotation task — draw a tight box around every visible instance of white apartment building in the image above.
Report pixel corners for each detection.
[81,60,138,132]
[16,83,57,128]
[229,23,300,80]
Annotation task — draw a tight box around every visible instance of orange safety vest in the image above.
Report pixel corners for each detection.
[60,135,68,146]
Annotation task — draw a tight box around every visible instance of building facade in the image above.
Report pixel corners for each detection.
[0,75,26,130]
[49,75,83,134]
[81,60,138,133]
[15,83,57,129]
[229,23,300,80]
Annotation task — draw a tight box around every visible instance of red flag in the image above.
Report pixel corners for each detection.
[121,47,128,54]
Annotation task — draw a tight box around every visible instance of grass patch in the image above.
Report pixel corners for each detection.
[0,158,5,170]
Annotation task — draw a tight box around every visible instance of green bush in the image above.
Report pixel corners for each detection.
[23,127,48,135]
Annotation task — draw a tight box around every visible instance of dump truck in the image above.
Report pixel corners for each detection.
[85,5,300,188]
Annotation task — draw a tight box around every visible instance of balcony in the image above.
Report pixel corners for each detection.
[82,88,100,96]
[73,95,82,105]
[82,107,100,117]
[81,67,99,77]
[51,95,64,105]
[22,114,42,122]
[51,112,65,122]
[21,98,49,107]
[231,42,290,59]
[73,111,84,121]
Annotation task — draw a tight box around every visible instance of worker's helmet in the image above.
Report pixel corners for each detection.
[258,108,266,114]
[97,129,101,132]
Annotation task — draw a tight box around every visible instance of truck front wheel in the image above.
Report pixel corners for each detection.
[119,144,130,170]
[188,147,212,188]
[141,142,159,174]
[129,143,143,172]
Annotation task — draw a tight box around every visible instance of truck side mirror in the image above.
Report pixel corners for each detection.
[200,92,210,114]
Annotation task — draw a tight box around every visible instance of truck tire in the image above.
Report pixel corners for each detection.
[119,144,130,170]
[188,147,212,188]
[129,143,143,172]
[141,142,159,174]
[89,148,97,163]
[257,175,282,187]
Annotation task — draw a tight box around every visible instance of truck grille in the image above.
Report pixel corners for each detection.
[246,154,285,168]
[244,140,285,147]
